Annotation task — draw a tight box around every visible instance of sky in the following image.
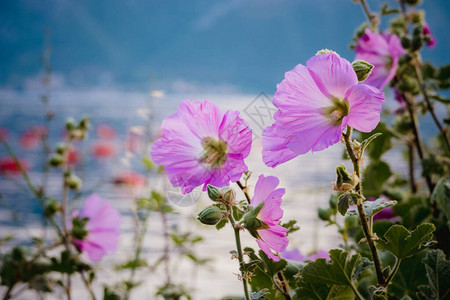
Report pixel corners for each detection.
[1,0,449,95]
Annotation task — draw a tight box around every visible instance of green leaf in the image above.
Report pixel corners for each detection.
[347,198,397,217]
[338,193,360,216]
[362,160,392,198]
[251,289,270,299]
[352,257,373,281]
[360,133,382,156]
[215,218,228,230]
[295,282,355,300]
[360,122,394,160]
[301,249,361,286]
[417,249,450,300]
[280,219,300,235]
[232,205,245,221]
[431,178,450,229]
[377,224,435,259]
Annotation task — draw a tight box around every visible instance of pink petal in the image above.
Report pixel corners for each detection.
[219,110,252,157]
[346,84,385,132]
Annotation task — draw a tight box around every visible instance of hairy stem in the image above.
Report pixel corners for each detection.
[343,126,386,286]
[228,211,251,300]
[237,181,251,204]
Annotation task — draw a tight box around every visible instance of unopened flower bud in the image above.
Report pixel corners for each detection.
[207,185,221,201]
[65,118,76,131]
[197,206,222,225]
[411,36,423,51]
[401,36,411,49]
[78,116,91,131]
[352,60,374,82]
[405,0,421,6]
[48,153,64,167]
[66,175,82,191]
[243,202,269,239]
[333,164,359,192]
[222,188,236,203]
[44,199,60,217]
[56,143,68,155]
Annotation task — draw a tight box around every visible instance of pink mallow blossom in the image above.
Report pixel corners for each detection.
[151,100,252,194]
[249,175,288,261]
[355,28,405,90]
[423,23,436,48]
[262,51,384,167]
[70,194,121,262]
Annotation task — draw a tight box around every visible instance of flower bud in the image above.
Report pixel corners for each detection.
[243,202,269,239]
[401,36,411,49]
[56,143,68,155]
[222,188,236,203]
[66,175,82,191]
[352,60,374,82]
[48,153,64,167]
[405,0,421,6]
[44,199,60,217]
[411,36,423,51]
[333,164,359,192]
[78,116,91,131]
[207,185,221,201]
[65,118,76,131]
[197,206,222,225]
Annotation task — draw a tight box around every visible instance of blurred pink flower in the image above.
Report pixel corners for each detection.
[91,141,116,158]
[0,157,30,175]
[70,194,121,262]
[20,125,48,150]
[422,23,436,48]
[355,28,405,90]
[250,175,288,261]
[262,51,384,167]
[113,171,146,187]
[282,248,329,262]
[96,123,117,140]
[151,100,252,194]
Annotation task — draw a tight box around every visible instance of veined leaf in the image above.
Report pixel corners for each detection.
[417,249,450,300]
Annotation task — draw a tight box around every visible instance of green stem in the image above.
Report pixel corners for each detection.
[412,59,450,152]
[385,258,402,285]
[343,126,386,286]
[228,212,251,300]
[359,0,378,29]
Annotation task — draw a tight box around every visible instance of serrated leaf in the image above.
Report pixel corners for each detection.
[280,219,300,235]
[215,218,228,230]
[431,178,450,229]
[346,199,397,218]
[377,224,435,260]
[418,249,450,300]
[352,257,373,281]
[338,193,360,216]
[251,289,270,299]
[295,282,355,300]
[258,250,287,276]
[301,249,361,286]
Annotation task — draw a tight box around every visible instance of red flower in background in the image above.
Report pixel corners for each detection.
[20,125,48,150]
[96,124,117,140]
[113,171,146,188]
[0,157,30,175]
[91,141,116,159]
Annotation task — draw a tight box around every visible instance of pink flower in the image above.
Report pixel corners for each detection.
[151,100,252,194]
[0,157,30,175]
[96,124,117,140]
[262,51,384,167]
[423,23,436,48]
[91,141,116,158]
[113,171,146,188]
[249,175,288,261]
[20,125,48,150]
[355,28,405,90]
[282,248,329,262]
[70,194,121,262]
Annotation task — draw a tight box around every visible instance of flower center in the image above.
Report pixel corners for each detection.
[324,97,349,125]
[200,137,227,168]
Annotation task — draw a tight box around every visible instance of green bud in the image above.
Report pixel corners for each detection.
[44,199,60,217]
[222,188,236,203]
[207,185,221,201]
[66,175,82,191]
[405,0,420,5]
[56,143,68,155]
[329,195,338,210]
[197,206,222,225]
[410,11,424,24]
[65,118,76,131]
[71,217,89,240]
[243,202,269,239]
[48,153,64,167]
[334,164,358,191]
[413,25,423,37]
[78,116,91,131]
[400,36,411,49]
[352,60,374,82]
[318,208,331,221]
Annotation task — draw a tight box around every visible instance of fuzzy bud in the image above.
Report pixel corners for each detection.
[352,60,374,82]
[65,118,76,131]
[197,206,222,225]
[78,116,91,131]
[207,185,221,201]
[48,154,64,167]
[44,199,60,217]
[333,164,359,192]
[56,143,68,155]
[66,175,82,191]
[222,188,236,203]
[401,36,411,49]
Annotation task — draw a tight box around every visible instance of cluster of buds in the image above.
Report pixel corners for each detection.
[197,185,237,225]
[65,116,90,141]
